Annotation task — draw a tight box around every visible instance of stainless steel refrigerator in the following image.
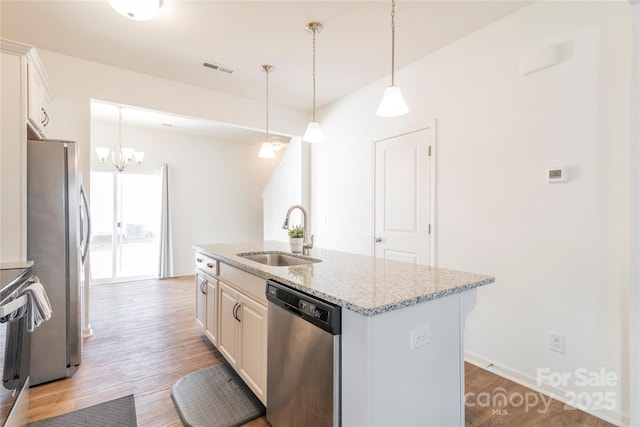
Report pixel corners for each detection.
[27,139,89,386]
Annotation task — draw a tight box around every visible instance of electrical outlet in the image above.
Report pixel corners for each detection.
[410,325,430,350]
[550,332,565,353]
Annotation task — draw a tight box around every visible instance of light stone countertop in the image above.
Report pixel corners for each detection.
[0,260,34,270]
[194,241,495,316]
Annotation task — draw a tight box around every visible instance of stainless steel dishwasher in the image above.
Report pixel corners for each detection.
[266,279,341,427]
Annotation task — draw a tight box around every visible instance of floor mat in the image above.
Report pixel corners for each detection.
[28,394,137,427]
[171,362,265,427]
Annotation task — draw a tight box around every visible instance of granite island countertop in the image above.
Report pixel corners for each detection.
[194,241,495,316]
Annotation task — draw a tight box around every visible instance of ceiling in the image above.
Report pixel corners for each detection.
[1,1,532,138]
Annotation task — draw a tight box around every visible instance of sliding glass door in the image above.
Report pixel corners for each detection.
[89,170,161,284]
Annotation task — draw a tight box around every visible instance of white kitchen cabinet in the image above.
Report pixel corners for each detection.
[26,59,52,139]
[217,281,239,367]
[205,280,217,346]
[195,252,218,344]
[217,281,268,404]
[0,39,51,265]
[237,292,267,402]
[193,252,268,405]
[194,272,207,331]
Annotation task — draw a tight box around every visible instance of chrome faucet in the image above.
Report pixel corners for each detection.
[282,204,314,255]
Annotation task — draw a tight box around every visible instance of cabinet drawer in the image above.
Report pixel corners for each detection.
[195,252,218,277]
[218,263,267,305]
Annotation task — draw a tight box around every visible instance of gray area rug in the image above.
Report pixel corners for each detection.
[171,362,265,427]
[28,394,137,427]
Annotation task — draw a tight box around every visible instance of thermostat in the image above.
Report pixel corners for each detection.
[547,167,568,183]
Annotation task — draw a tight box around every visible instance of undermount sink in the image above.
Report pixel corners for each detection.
[237,251,321,267]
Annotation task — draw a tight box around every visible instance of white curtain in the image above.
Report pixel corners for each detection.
[158,163,173,278]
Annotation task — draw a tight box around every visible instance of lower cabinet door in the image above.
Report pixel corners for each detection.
[237,294,268,404]
[205,280,217,346]
[195,273,206,331]
[218,281,239,367]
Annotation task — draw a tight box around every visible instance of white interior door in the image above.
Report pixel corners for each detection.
[374,127,434,265]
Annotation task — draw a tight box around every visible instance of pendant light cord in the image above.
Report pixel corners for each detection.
[265,66,270,141]
[391,0,396,86]
[312,26,317,122]
[118,107,123,151]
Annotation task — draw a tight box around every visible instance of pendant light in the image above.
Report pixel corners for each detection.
[302,22,325,143]
[376,0,409,117]
[258,65,276,158]
[95,107,144,172]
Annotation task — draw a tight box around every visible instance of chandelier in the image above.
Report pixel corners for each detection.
[95,107,144,172]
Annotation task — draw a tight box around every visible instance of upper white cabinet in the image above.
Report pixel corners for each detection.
[27,58,53,139]
[0,39,52,264]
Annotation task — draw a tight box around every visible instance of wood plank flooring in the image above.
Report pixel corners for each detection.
[26,276,615,426]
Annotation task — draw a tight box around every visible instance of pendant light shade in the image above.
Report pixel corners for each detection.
[258,142,276,158]
[303,22,325,143]
[377,0,409,117]
[107,0,162,20]
[303,122,324,143]
[376,86,409,117]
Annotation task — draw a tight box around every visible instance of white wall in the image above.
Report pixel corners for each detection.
[91,120,279,275]
[310,2,631,424]
[262,138,303,242]
[33,48,306,332]
[35,47,307,228]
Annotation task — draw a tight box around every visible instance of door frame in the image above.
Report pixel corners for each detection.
[371,121,438,266]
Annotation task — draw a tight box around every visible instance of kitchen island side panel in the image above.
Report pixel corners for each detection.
[342,291,473,426]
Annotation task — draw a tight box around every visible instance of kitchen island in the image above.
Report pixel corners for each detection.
[194,241,494,426]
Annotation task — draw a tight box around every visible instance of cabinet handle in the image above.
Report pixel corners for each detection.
[41,108,49,126]
[374,237,382,243]
[196,258,203,263]
[233,303,241,322]
[206,262,214,269]
[200,280,207,295]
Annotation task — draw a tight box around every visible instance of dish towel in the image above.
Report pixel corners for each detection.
[6,276,53,332]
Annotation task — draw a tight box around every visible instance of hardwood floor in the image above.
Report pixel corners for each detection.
[27,276,222,426]
[26,276,615,427]
[464,363,615,427]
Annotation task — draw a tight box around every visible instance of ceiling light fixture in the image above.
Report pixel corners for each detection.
[258,64,276,159]
[95,107,144,172]
[376,0,409,117]
[302,22,325,143]
[107,0,162,21]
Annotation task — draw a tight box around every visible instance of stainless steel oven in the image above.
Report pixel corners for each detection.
[0,267,33,427]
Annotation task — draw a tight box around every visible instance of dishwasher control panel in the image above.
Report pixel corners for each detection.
[266,280,341,335]
[297,300,329,323]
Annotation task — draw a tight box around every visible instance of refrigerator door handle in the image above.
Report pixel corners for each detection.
[80,184,91,264]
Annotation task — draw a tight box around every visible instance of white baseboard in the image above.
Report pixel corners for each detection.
[464,352,629,427]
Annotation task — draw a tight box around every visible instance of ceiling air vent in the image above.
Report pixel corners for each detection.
[202,61,235,75]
